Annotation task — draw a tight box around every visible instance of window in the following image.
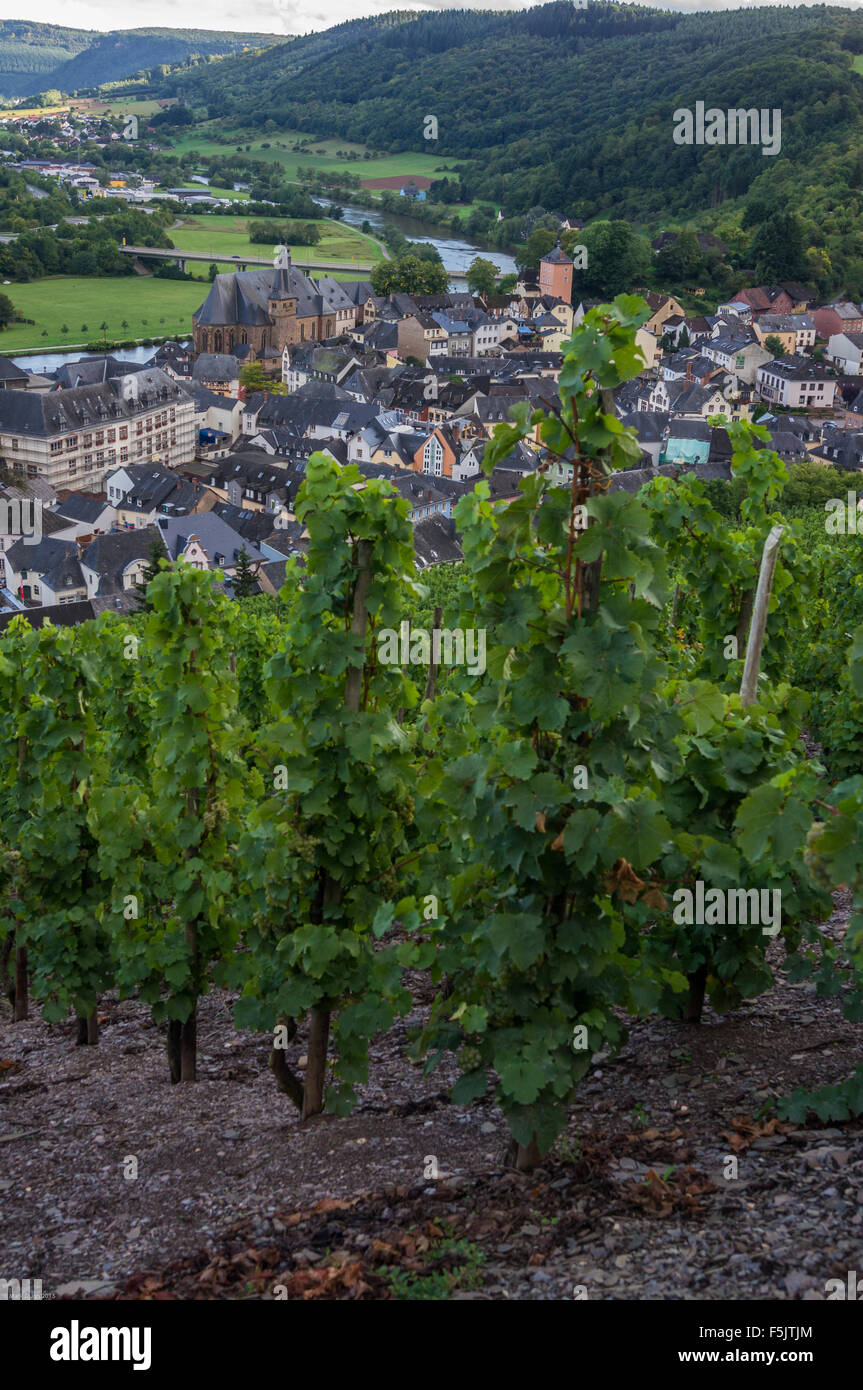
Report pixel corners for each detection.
[84,454,92,467]
[95,431,104,445]
[107,429,115,442]
[66,436,77,449]
[83,434,92,447]
[119,426,128,441]
[120,448,128,462]
[50,440,62,453]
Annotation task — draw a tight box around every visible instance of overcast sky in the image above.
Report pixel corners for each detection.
[1,0,860,39]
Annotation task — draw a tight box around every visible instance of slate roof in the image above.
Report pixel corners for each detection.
[53,494,109,524]
[620,410,670,443]
[0,600,97,630]
[80,528,161,595]
[51,355,148,389]
[193,354,240,383]
[541,246,572,266]
[758,355,833,380]
[211,500,278,543]
[155,512,264,568]
[0,369,186,438]
[413,512,463,569]
[194,264,343,328]
[6,535,78,574]
[0,355,29,384]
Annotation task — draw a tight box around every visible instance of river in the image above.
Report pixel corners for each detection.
[11,342,192,374]
[313,196,517,282]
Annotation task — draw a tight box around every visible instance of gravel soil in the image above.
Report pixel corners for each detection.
[1,892,862,1301]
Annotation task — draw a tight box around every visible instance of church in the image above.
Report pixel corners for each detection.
[192,248,358,359]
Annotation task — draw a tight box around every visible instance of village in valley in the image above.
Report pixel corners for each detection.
[0,226,860,618]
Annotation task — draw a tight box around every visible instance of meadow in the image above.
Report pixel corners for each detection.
[171,124,461,187]
[166,212,383,270]
[0,276,207,352]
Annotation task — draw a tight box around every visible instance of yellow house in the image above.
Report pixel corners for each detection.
[548,302,574,333]
[537,321,569,352]
[643,293,685,336]
[635,326,661,370]
[753,322,796,355]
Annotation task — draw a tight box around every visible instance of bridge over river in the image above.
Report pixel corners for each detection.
[118,245,469,280]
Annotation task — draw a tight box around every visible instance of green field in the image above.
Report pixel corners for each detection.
[171,125,461,187]
[167,212,383,268]
[0,258,381,352]
[0,276,206,352]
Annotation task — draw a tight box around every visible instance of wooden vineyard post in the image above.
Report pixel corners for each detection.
[740,526,784,707]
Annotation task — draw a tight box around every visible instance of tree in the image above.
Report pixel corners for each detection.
[656,229,703,283]
[0,293,16,329]
[232,546,257,598]
[764,335,787,358]
[239,361,289,396]
[497,272,519,295]
[466,256,498,298]
[751,213,808,283]
[515,227,555,271]
[370,253,449,297]
[208,262,219,281]
[410,243,444,266]
[577,221,651,297]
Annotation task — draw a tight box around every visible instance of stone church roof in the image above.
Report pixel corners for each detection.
[195,267,343,328]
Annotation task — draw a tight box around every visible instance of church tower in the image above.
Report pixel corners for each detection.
[267,255,298,352]
[539,243,574,304]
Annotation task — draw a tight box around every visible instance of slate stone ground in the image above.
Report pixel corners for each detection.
[1,891,861,1300]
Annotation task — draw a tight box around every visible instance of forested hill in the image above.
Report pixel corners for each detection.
[0,21,280,99]
[164,1,863,225]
